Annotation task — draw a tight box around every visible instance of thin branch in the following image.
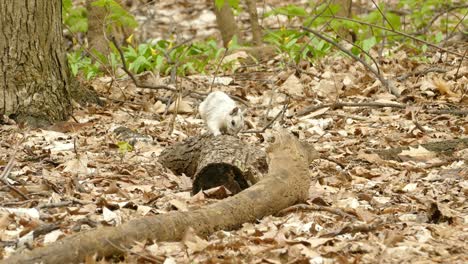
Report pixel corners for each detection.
[298,102,406,116]
[321,16,463,57]
[301,27,392,93]
[277,203,356,219]
[209,47,230,93]
[397,67,448,81]
[242,97,289,134]
[320,219,384,238]
[297,101,468,117]
[416,4,468,34]
[110,36,176,92]
[370,0,394,31]
[455,49,467,80]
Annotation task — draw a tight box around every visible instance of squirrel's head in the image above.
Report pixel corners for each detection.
[225,107,244,135]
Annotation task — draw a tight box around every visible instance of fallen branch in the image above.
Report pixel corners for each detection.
[375,137,468,161]
[396,67,448,81]
[297,101,406,117]
[297,101,468,117]
[2,131,317,264]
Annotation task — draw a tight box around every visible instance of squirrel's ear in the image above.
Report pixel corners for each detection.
[230,107,239,116]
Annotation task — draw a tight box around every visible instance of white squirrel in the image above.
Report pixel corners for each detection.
[199,91,244,136]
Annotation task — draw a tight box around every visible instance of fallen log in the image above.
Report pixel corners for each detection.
[1,130,317,264]
[375,137,468,161]
[159,134,268,194]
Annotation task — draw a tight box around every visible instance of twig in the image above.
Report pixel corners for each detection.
[416,4,468,35]
[3,184,28,200]
[105,238,162,263]
[110,36,176,92]
[298,101,468,117]
[455,49,467,80]
[444,9,468,42]
[1,138,28,200]
[209,47,230,93]
[33,224,60,238]
[411,109,427,133]
[321,16,463,57]
[397,67,448,81]
[320,219,384,238]
[277,203,356,219]
[298,101,406,117]
[371,0,394,30]
[242,97,289,134]
[0,149,17,181]
[427,109,468,116]
[325,19,381,75]
[36,201,73,210]
[301,27,394,94]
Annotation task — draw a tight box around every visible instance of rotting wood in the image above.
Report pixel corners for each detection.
[1,130,317,264]
[158,133,268,194]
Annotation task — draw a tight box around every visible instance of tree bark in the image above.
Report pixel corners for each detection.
[1,131,317,264]
[0,0,73,126]
[213,0,241,47]
[86,0,111,56]
[159,134,268,194]
[245,0,262,46]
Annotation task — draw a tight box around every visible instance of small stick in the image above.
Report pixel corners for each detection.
[321,16,463,57]
[242,97,289,134]
[397,67,447,81]
[209,47,230,93]
[411,109,427,133]
[298,101,406,117]
[277,203,356,219]
[301,27,393,94]
[320,219,384,238]
[111,36,176,92]
[454,49,467,80]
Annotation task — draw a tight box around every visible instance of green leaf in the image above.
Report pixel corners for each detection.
[386,12,401,30]
[117,141,133,154]
[215,0,224,10]
[130,56,150,73]
[435,32,444,43]
[362,36,377,52]
[274,5,307,17]
[421,44,428,53]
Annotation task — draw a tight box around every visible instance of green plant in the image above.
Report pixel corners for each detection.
[264,28,331,64]
[67,50,102,80]
[62,0,88,33]
[117,141,133,155]
[118,38,237,76]
[91,0,138,29]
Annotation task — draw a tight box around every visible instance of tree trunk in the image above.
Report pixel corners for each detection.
[213,0,242,47]
[0,0,73,126]
[245,0,262,46]
[86,0,111,56]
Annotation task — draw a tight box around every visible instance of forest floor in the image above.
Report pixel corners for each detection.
[1,0,467,263]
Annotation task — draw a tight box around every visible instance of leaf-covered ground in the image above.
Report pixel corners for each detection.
[1,0,467,263]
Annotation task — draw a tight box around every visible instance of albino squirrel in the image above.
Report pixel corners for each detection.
[199,91,244,136]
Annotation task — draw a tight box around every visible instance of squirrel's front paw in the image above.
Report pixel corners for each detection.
[212,131,221,136]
